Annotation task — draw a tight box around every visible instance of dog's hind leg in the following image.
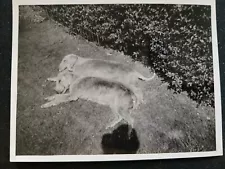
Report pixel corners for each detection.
[106,113,122,129]
[106,100,122,129]
[126,114,134,128]
[120,110,134,138]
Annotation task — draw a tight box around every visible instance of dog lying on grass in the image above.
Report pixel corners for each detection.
[58,54,155,82]
[41,75,139,131]
[48,68,144,104]
[48,54,155,99]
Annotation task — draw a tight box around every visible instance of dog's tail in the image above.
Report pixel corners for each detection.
[137,72,156,81]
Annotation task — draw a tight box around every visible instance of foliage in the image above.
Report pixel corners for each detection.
[41,4,214,106]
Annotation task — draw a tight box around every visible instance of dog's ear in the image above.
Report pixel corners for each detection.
[67,55,78,71]
[59,56,68,71]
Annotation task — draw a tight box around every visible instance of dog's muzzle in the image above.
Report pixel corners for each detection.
[54,85,65,93]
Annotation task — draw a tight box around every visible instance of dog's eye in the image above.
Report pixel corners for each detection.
[58,80,61,83]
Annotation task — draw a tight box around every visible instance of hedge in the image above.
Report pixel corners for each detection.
[41,4,214,107]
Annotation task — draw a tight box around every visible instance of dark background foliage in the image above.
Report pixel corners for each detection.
[42,4,213,106]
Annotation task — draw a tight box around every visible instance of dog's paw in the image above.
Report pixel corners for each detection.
[41,100,59,108]
[47,77,58,82]
[105,123,115,130]
[106,122,119,130]
[41,103,49,108]
[41,102,56,108]
[105,126,115,132]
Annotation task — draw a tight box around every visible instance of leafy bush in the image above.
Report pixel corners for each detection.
[41,4,214,107]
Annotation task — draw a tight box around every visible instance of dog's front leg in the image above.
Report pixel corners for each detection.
[41,94,70,108]
[41,100,60,108]
[44,94,58,101]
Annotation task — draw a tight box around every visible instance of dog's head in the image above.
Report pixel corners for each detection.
[54,71,74,93]
[59,54,78,72]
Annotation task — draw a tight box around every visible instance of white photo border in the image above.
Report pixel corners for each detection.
[10,0,223,162]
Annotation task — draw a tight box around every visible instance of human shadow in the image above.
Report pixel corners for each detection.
[101,124,140,154]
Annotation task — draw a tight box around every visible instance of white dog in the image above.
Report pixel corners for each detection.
[58,54,155,83]
[42,75,139,133]
[48,54,155,100]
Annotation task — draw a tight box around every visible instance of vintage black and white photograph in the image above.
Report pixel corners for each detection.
[10,0,222,161]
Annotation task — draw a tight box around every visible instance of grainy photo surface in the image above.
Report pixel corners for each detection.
[11,0,222,161]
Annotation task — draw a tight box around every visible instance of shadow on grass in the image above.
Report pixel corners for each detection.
[101,124,140,154]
